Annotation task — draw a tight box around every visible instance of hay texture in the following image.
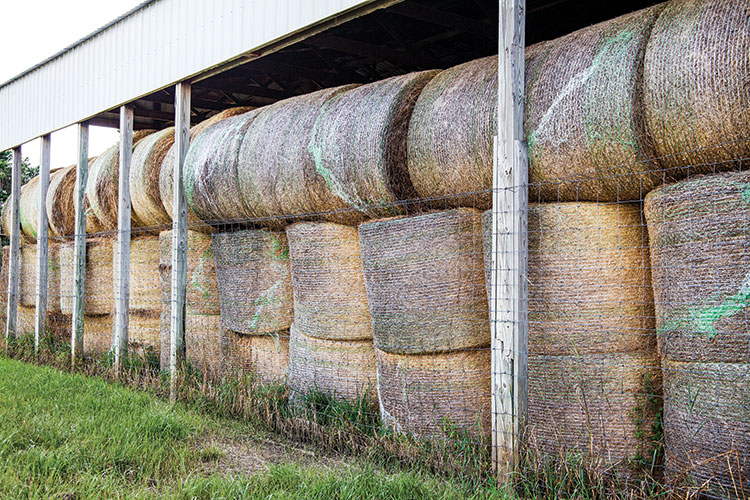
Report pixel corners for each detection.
[183,110,261,225]
[59,238,113,315]
[211,229,293,335]
[287,324,376,403]
[359,209,489,354]
[376,347,490,439]
[225,330,290,383]
[83,314,113,357]
[644,172,750,363]
[129,310,160,360]
[129,128,175,230]
[122,235,161,312]
[305,72,438,222]
[2,196,32,244]
[662,360,749,497]
[183,314,226,376]
[18,243,62,313]
[46,162,108,239]
[237,85,357,227]
[160,107,253,233]
[86,130,154,231]
[643,0,750,172]
[286,222,371,341]
[18,175,42,242]
[407,56,497,209]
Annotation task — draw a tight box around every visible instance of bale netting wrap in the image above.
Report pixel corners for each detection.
[184,314,226,376]
[527,352,661,463]
[123,236,161,312]
[86,130,154,231]
[59,238,113,315]
[18,243,62,313]
[129,310,160,362]
[237,85,357,226]
[375,347,491,439]
[663,360,749,497]
[643,0,750,172]
[482,203,654,356]
[644,172,750,363]
[225,331,290,383]
[287,323,377,404]
[211,229,293,335]
[286,222,371,341]
[160,107,253,233]
[129,128,175,229]
[83,314,113,357]
[359,209,489,354]
[407,56,497,209]
[524,6,663,202]
[183,110,261,225]
[306,71,438,222]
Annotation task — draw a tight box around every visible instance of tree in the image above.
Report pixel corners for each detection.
[0,150,39,207]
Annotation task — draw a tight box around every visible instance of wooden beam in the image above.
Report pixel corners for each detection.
[34,135,51,351]
[113,105,133,370]
[388,3,495,38]
[307,34,418,67]
[170,82,190,402]
[5,147,22,342]
[245,59,340,87]
[71,123,89,364]
[491,0,527,483]
[193,80,292,101]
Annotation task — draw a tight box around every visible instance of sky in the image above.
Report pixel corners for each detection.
[2,0,145,169]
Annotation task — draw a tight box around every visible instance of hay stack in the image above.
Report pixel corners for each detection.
[83,314,113,357]
[183,314,227,376]
[18,176,42,242]
[359,209,488,354]
[86,130,154,231]
[46,162,107,239]
[123,236,161,312]
[59,238,113,315]
[286,222,371,341]
[183,110,260,226]
[160,107,253,233]
[287,324,376,403]
[236,85,357,227]
[225,330,290,382]
[2,197,32,244]
[375,348,490,439]
[128,311,160,361]
[19,243,62,313]
[211,229,293,335]
[129,128,175,230]
[305,72,438,222]
[643,0,750,172]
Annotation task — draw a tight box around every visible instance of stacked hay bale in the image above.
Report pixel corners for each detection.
[211,229,292,381]
[645,173,750,496]
[129,128,175,231]
[19,243,62,314]
[359,209,491,438]
[483,204,659,465]
[46,160,106,238]
[286,222,376,402]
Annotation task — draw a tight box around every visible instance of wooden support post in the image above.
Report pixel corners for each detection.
[5,147,22,342]
[71,123,89,365]
[34,135,51,351]
[170,82,190,402]
[491,0,528,483]
[114,105,134,370]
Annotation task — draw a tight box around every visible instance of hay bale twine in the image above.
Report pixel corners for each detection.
[211,229,293,335]
[130,128,175,230]
[86,130,154,230]
[184,314,226,376]
[122,235,161,312]
[59,238,113,315]
[375,347,490,439]
[237,85,357,226]
[160,107,253,233]
[286,222,371,341]
[407,56,497,209]
[359,209,489,354]
[287,323,376,403]
[18,243,61,313]
[83,314,113,357]
[305,72,438,222]
[225,330,290,383]
[643,0,750,172]
[524,6,663,202]
[183,110,261,226]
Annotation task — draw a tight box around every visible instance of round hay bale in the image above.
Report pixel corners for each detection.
[663,360,749,497]
[482,203,654,356]
[123,235,161,312]
[130,128,175,230]
[83,314,113,357]
[183,110,261,225]
[59,237,113,315]
[286,222,371,341]
[644,172,750,363]
[524,5,663,202]
[86,130,154,231]
[528,352,661,463]
[160,107,253,233]
[375,347,491,439]
[359,209,489,354]
[236,85,357,227]
[46,162,109,239]
[643,0,750,172]
[2,198,32,244]
[407,56,497,209]
[19,176,41,242]
[225,330,290,383]
[306,71,438,222]
[184,314,226,376]
[211,229,293,335]
[128,310,160,361]
[18,243,62,313]
[287,323,376,403]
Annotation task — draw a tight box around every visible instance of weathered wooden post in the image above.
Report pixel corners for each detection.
[5,146,22,342]
[71,123,89,365]
[34,134,52,351]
